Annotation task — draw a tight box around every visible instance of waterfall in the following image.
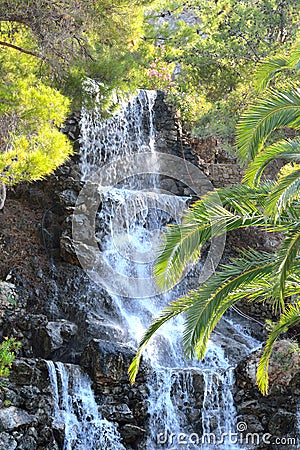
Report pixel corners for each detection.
[46,361,125,450]
[80,90,158,181]
[75,89,261,449]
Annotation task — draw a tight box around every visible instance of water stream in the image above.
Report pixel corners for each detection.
[60,89,261,448]
[46,361,125,450]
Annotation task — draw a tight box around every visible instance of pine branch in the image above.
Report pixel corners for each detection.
[0,40,44,59]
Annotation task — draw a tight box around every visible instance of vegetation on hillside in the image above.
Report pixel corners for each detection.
[137,0,299,139]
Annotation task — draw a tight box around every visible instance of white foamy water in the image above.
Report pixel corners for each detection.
[46,361,125,450]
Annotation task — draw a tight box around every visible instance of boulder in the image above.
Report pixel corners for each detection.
[33,320,78,358]
[60,235,96,267]
[238,339,300,390]
[101,403,134,423]
[0,432,17,450]
[81,339,136,385]
[0,407,36,431]
[57,189,78,208]
[234,340,300,446]
[120,423,146,444]
[8,359,40,386]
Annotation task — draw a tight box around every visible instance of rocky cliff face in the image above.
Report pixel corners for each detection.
[0,91,299,449]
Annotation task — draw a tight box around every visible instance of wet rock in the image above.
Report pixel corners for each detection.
[0,407,36,431]
[101,403,134,422]
[59,235,80,265]
[0,432,17,450]
[71,214,94,241]
[159,178,179,195]
[52,422,65,448]
[8,359,40,386]
[60,235,96,267]
[17,432,36,450]
[57,189,78,208]
[0,359,61,448]
[33,320,78,358]
[120,423,146,444]
[81,339,136,385]
[236,414,264,434]
[268,410,296,436]
[84,313,125,342]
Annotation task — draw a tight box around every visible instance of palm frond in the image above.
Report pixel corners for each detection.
[181,250,276,359]
[155,184,273,290]
[257,301,300,395]
[154,222,204,290]
[255,40,300,91]
[287,41,300,71]
[255,56,289,92]
[130,250,276,384]
[272,223,300,307]
[128,295,192,384]
[265,168,300,219]
[244,138,300,186]
[236,88,300,165]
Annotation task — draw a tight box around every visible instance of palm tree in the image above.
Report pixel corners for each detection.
[129,42,300,395]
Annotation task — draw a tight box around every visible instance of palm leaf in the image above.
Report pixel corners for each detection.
[129,250,276,384]
[265,168,300,218]
[244,138,300,186]
[255,56,289,92]
[257,301,300,395]
[128,295,192,384]
[182,250,276,359]
[272,223,300,307]
[154,222,204,290]
[236,88,300,165]
[287,41,300,71]
[255,40,300,91]
[155,185,272,290]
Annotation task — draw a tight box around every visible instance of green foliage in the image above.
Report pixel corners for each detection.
[138,0,299,140]
[236,88,300,165]
[0,0,151,82]
[0,338,21,378]
[0,38,73,185]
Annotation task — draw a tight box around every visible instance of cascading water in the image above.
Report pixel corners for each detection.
[46,361,125,450]
[76,89,261,449]
[80,89,158,182]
